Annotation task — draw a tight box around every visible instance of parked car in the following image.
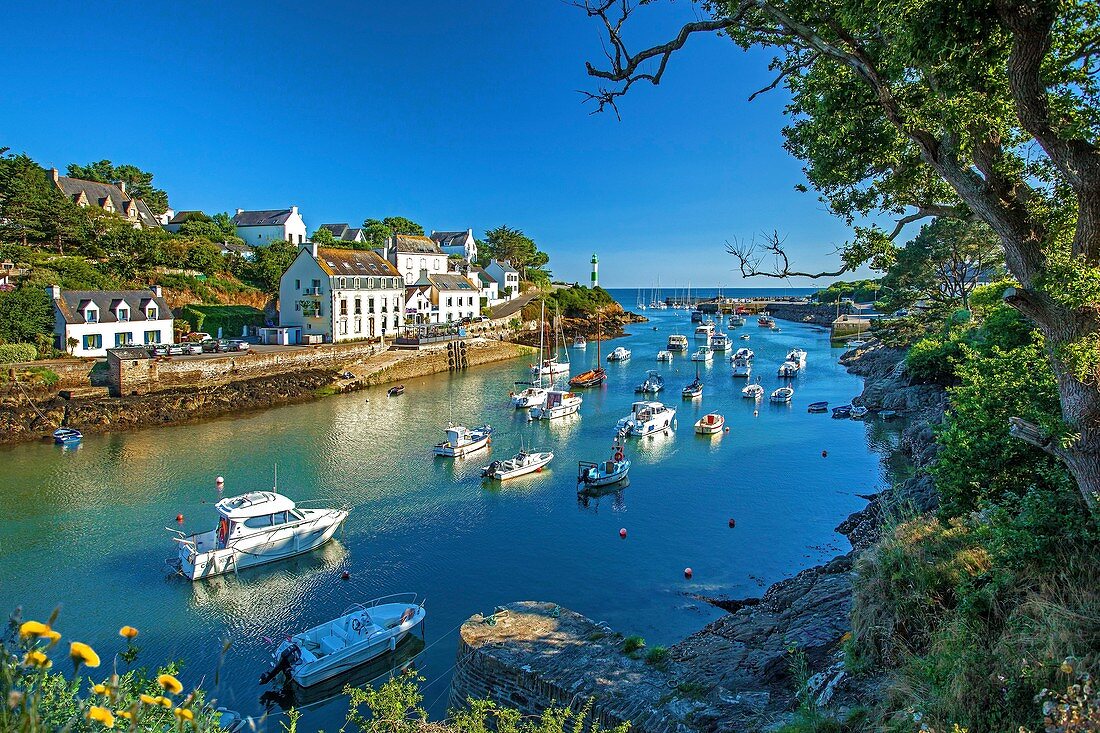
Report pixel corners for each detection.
[215,339,232,352]
[184,343,203,355]
[228,339,250,352]
[188,332,213,343]
[475,315,490,322]
[200,339,219,353]
[152,344,169,357]
[168,344,185,356]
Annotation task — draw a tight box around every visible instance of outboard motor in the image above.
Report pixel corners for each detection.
[258,644,300,685]
[482,461,500,478]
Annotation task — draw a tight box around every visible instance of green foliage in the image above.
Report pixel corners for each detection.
[244,239,298,293]
[643,646,669,669]
[311,226,337,245]
[621,635,645,655]
[66,160,169,215]
[811,279,880,305]
[178,304,265,336]
[0,284,54,345]
[360,216,425,248]
[0,150,88,251]
[481,226,550,282]
[0,343,37,362]
[542,286,616,319]
[905,332,966,384]
[177,213,242,247]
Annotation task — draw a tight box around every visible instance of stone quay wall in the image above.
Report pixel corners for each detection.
[1,358,102,393]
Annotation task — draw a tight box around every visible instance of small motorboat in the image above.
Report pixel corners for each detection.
[786,348,808,368]
[482,449,554,480]
[770,386,794,403]
[694,413,725,435]
[433,424,493,457]
[807,401,829,413]
[616,401,676,436]
[850,406,869,419]
[694,322,715,345]
[758,313,775,327]
[530,389,582,420]
[387,385,405,397]
[634,370,664,394]
[260,595,425,688]
[832,405,853,418]
[666,334,689,352]
[731,358,752,378]
[577,432,630,489]
[510,382,549,409]
[777,361,800,378]
[52,428,83,445]
[691,310,704,323]
[572,334,587,349]
[739,334,751,340]
[711,332,732,351]
[847,339,868,348]
[607,346,631,362]
[691,346,713,362]
[682,377,703,399]
[170,489,348,581]
[733,347,754,361]
[656,350,674,362]
[530,357,569,378]
[741,381,764,399]
[880,409,898,420]
[728,315,745,328]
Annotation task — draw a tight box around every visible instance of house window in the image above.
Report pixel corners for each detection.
[115,333,131,347]
[339,320,348,335]
[353,277,360,288]
[381,298,388,313]
[446,297,452,307]
[406,257,413,269]
[147,307,158,320]
[295,279,301,290]
[85,308,98,323]
[433,259,440,270]
[368,297,375,314]
[339,277,347,289]
[340,299,348,316]
[354,298,361,315]
[367,277,374,289]
[354,318,361,333]
[144,330,159,344]
[83,334,102,350]
[393,296,399,309]
[117,308,129,322]
[405,272,412,282]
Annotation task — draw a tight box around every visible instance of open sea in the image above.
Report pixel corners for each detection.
[0,293,901,729]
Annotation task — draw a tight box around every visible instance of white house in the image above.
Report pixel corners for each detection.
[50,169,160,229]
[468,266,500,305]
[279,244,404,343]
[430,229,477,262]
[232,207,308,247]
[405,272,481,325]
[49,285,174,357]
[485,259,521,300]
[317,223,366,244]
[382,234,449,285]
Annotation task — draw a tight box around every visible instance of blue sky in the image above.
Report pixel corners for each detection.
[0,1,880,287]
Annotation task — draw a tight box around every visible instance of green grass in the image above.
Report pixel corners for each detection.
[621,635,646,656]
[178,303,265,337]
[644,646,669,669]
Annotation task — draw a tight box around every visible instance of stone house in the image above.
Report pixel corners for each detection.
[50,168,159,228]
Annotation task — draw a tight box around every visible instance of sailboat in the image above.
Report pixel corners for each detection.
[682,362,703,399]
[570,311,608,387]
[530,308,570,378]
[512,303,550,409]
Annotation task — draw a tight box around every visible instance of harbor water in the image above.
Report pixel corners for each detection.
[0,294,902,728]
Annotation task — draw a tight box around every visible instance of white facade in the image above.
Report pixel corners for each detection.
[405,272,481,325]
[470,268,501,305]
[233,207,308,247]
[279,244,404,343]
[486,259,521,300]
[49,286,174,357]
[430,230,478,263]
[384,235,450,285]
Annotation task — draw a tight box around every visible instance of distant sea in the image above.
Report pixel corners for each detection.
[606,286,817,304]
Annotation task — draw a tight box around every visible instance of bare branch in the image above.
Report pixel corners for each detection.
[748,52,820,102]
[725,231,853,279]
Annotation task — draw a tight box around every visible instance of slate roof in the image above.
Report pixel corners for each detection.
[55,176,159,227]
[220,242,255,255]
[313,248,401,278]
[319,223,364,242]
[430,231,471,248]
[53,289,172,325]
[427,273,478,292]
[233,209,293,227]
[490,259,519,275]
[392,234,442,254]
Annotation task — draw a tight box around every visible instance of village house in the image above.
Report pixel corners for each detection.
[381,234,449,285]
[317,223,366,244]
[232,207,308,247]
[485,259,521,300]
[48,285,173,357]
[405,271,481,325]
[50,168,159,228]
[279,243,404,343]
[467,266,500,306]
[430,229,478,262]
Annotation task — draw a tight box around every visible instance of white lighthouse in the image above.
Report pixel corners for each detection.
[590,253,599,288]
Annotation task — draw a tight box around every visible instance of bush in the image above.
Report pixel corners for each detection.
[0,343,37,363]
[905,332,966,384]
[621,635,646,655]
[178,304,265,337]
[644,646,669,668]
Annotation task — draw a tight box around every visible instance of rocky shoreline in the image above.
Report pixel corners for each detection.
[511,304,647,347]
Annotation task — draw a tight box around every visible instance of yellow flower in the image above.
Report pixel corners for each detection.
[22,650,51,668]
[152,696,172,708]
[43,629,62,646]
[118,626,139,640]
[139,694,158,706]
[157,673,183,695]
[69,642,100,668]
[116,710,132,721]
[92,684,108,695]
[19,621,51,639]
[174,708,194,721]
[87,706,115,728]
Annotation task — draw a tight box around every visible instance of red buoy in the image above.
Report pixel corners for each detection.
[728,518,736,528]
[684,567,693,579]
[176,514,184,523]
[619,528,627,539]
[341,570,350,580]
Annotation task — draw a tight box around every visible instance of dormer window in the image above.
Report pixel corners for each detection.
[117,307,129,322]
[147,306,158,320]
[85,308,98,323]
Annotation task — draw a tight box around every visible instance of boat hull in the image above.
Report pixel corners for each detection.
[531,401,581,420]
[433,435,490,457]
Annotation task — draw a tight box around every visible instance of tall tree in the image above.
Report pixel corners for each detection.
[0,151,87,251]
[360,216,425,248]
[67,160,169,215]
[481,225,550,282]
[884,219,1004,311]
[579,0,1100,513]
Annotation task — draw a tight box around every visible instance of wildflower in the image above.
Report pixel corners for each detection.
[19,620,51,639]
[157,673,183,695]
[174,708,194,721]
[116,710,132,721]
[22,650,51,668]
[152,696,172,708]
[87,706,115,728]
[69,642,101,669]
[118,626,139,640]
[92,683,108,695]
[1060,657,1077,674]
[139,694,158,706]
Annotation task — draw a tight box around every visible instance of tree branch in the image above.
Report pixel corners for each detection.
[725,231,852,279]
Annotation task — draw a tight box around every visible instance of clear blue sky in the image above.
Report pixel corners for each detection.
[0,1,881,288]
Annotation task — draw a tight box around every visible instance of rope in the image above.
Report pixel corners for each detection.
[14,378,49,422]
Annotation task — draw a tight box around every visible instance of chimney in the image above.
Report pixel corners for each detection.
[304,242,318,258]
[151,285,162,297]
[236,208,244,215]
[117,180,127,194]
[420,268,429,281]
[290,205,299,216]
[49,168,59,183]
[46,284,61,299]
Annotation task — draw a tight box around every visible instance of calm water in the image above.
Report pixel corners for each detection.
[0,304,901,729]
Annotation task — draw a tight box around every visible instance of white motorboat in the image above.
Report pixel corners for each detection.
[786,348,807,368]
[656,350,674,362]
[711,332,732,351]
[607,346,631,362]
[770,386,794,403]
[667,334,689,352]
[739,334,751,340]
[728,315,746,327]
[510,383,549,409]
[691,346,713,362]
[481,449,554,480]
[741,380,764,399]
[731,358,752,378]
[694,322,714,345]
[433,424,493,457]
[616,400,676,436]
[530,357,569,378]
[777,360,800,378]
[635,370,664,394]
[573,334,587,349]
[261,594,425,688]
[577,432,630,489]
[846,339,868,348]
[170,490,348,581]
[758,313,776,328]
[733,347,754,361]
[530,389,582,420]
[694,413,725,435]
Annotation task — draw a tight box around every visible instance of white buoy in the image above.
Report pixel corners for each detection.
[216,476,225,487]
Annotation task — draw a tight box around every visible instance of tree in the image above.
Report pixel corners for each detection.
[360,216,425,248]
[246,240,298,293]
[579,0,1100,513]
[0,151,87,251]
[481,225,551,282]
[0,284,54,344]
[67,160,169,215]
[311,227,337,246]
[884,219,1004,311]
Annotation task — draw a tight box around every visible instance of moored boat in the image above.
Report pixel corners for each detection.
[741,380,764,399]
[530,389,582,420]
[607,346,631,362]
[433,424,493,457]
[577,432,630,489]
[733,347,754,361]
[694,322,714,345]
[510,382,549,409]
[387,385,405,397]
[52,427,82,445]
[770,386,794,403]
[682,377,703,399]
[728,314,746,327]
[691,346,713,362]
[634,370,664,394]
[731,358,752,378]
[786,348,808,368]
[807,401,829,413]
[758,313,776,327]
[656,349,674,362]
[850,405,869,419]
[711,332,732,351]
[777,360,800,377]
[667,334,689,352]
[694,413,725,435]
[570,312,607,388]
[481,449,554,480]
[616,400,676,436]
[832,405,853,418]
[572,334,587,349]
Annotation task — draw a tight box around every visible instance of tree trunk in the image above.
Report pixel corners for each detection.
[1049,360,1100,513]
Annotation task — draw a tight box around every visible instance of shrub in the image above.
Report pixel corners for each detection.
[178,304,265,337]
[0,343,37,363]
[621,635,646,655]
[644,646,669,668]
[905,332,965,384]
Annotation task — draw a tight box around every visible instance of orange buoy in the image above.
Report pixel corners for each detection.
[684,567,693,579]
[619,528,627,539]
[176,514,184,523]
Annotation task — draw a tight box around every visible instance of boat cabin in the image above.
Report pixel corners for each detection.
[212,492,304,548]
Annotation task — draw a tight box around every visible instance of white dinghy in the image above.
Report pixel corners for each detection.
[482,449,554,480]
[433,424,493,457]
